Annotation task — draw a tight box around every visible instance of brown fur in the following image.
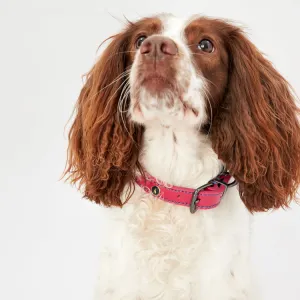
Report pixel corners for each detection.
[211,22,300,212]
[64,17,162,206]
[65,17,300,212]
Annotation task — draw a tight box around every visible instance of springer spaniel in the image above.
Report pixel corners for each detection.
[65,14,300,299]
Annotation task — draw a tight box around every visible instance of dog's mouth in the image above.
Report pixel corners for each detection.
[141,74,174,93]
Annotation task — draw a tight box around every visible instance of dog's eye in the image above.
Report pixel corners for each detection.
[136,36,147,49]
[198,39,214,53]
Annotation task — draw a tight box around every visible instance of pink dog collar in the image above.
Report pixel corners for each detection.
[136,170,237,213]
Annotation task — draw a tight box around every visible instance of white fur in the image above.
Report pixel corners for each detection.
[130,15,207,128]
[94,15,256,300]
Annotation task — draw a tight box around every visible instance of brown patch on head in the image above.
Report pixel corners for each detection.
[126,17,163,63]
[185,18,230,123]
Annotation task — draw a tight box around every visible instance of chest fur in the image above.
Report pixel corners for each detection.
[96,186,250,299]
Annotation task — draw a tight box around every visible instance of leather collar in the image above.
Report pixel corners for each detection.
[135,170,237,213]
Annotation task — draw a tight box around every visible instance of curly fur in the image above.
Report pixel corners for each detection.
[64,14,300,299]
[211,25,300,211]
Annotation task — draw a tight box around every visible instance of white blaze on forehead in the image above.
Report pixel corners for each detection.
[158,14,190,42]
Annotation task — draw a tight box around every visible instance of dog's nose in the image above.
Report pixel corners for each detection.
[140,36,178,58]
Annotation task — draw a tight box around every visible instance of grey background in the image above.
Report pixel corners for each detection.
[0,0,299,299]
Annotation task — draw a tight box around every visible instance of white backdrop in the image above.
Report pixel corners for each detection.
[1,0,300,299]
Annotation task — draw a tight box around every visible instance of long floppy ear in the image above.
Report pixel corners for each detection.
[64,32,144,207]
[212,26,300,212]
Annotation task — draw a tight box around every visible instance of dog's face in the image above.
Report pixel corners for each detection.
[65,14,300,212]
[128,16,228,128]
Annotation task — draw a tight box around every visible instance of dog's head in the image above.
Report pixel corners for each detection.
[65,14,300,212]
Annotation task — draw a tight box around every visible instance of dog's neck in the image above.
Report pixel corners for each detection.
[140,122,222,189]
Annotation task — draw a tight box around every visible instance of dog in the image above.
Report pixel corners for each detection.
[65,14,300,299]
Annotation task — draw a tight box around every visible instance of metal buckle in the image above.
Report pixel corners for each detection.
[190,182,215,214]
[189,171,238,214]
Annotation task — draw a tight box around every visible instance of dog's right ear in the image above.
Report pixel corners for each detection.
[212,23,300,212]
[64,31,144,207]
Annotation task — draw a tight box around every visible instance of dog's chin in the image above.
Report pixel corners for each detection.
[130,95,203,128]
[130,78,204,127]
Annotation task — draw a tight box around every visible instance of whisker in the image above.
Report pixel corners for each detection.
[105,78,129,111]
[203,77,219,90]
[86,69,131,100]
[121,89,131,114]
[106,11,128,25]
[119,86,131,114]
[118,82,131,113]
[99,69,131,91]
[117,80,133,138]
[122,14,134,25]
[117,79,130,111]
[202,86,214,136]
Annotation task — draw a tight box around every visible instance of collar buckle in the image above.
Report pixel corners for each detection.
[190,182,215,213]
[190,171,237,214]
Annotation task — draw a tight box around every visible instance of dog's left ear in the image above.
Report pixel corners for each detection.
[211,25,300,212]
[64,31,144,207]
